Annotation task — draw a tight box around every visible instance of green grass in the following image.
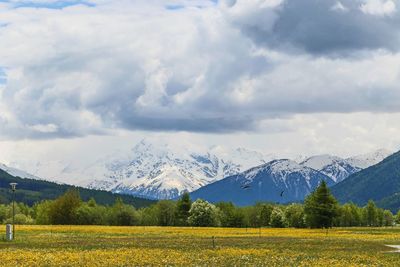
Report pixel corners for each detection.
[0,226,400,266]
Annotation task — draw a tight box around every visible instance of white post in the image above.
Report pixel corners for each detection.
[6,224,13,241]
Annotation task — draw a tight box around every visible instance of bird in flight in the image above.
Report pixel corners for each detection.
[241,184,251,190]
[280,190,284,197]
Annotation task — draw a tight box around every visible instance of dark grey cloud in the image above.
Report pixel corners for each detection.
[229,0,400,56]
[119,116,257,133]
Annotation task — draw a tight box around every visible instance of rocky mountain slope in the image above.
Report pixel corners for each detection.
[331,150,400,212]
[190,159,335,205]
[301,155,361,183]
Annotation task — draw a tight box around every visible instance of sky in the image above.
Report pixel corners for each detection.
[1,0,400,166]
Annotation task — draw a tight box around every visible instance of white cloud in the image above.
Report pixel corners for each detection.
[29,123,59,133]
[0,0,400,158]
[331,1,349,12]
[361,0,396,16]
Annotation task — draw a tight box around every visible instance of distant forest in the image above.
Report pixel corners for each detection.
[0,181,398,229]
[0,169,155,208]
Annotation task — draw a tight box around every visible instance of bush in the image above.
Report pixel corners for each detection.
[188,199,219,227]
[76,204,106,225]
[4,214,34,225]
[270,207,286,228]
[108,198,139,226]
[33,200,52,225]
[383,210,394,226]
[284,204,305,228]
[217,202,245,228]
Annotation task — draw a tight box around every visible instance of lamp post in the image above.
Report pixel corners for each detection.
[9,183,17,240]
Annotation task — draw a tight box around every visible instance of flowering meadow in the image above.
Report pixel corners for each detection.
[1,226,400,266]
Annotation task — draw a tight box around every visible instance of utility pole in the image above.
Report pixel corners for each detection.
[9,183,17,240]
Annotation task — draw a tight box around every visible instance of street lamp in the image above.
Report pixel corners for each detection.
[9,183,17,240]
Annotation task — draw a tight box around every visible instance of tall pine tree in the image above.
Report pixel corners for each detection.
[304,181,339,228]
[175,192,192,226]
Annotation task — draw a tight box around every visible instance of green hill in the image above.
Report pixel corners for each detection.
[0,169,155,208]
[331,151,400,212]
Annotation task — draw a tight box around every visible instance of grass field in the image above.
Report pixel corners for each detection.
[1,226,400,266]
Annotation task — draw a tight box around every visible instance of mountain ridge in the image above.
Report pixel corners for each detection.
[300,155,361,183]
[190,159,335,206]
[2,141,392,200]
[0,168,155,207]
[331,150,400,211]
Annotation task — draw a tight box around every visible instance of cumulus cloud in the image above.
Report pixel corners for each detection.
[0,0,400,139]
[361,0,396,16]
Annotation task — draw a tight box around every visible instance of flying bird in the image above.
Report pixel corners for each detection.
[280,190,285,197]
[241,184,251,190]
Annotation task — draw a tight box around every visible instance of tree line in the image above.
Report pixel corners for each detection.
[0,181,398,228]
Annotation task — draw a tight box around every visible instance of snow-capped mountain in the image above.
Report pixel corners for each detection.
[298,149,393,183]
[96,141,274,199]
[0,163,40,180]
[3,141,392,201]
[36,139,271,200]
[300,155,361,183]
[190,159,335,205]
[346,149,393,169]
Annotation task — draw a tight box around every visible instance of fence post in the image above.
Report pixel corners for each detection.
[6,224,13,241]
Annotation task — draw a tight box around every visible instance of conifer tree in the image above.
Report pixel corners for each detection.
[175,192,192,226]
[304,181,339,228]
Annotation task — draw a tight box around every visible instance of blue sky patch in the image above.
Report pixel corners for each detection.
[166,0,218,10]
[166,4,185,10]
[0,0,95,9]
[0,68,6,85]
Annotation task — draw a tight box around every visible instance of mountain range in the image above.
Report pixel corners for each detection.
[3,139,274,200]
[0,139,392,201]
[190,159,335,206]
[331,151,400,212]
[189,149,392,206]
[300,155,361,183]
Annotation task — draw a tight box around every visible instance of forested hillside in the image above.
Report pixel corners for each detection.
[0,169,155,208]
[331,151,400,212]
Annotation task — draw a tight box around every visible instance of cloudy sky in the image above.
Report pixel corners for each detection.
[1,0,400,166]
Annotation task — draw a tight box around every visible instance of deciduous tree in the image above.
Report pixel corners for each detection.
[188,199,219,227]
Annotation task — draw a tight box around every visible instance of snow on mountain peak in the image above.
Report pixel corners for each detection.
[269,159,305,173]
[347,149,393,169]
[4,141,393,201]
[244,159,313,182]
[300,154,361,183]
[0,163,40,180]
[301,154,343,170]
[83,139,271,199]
[232,159,334,200]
